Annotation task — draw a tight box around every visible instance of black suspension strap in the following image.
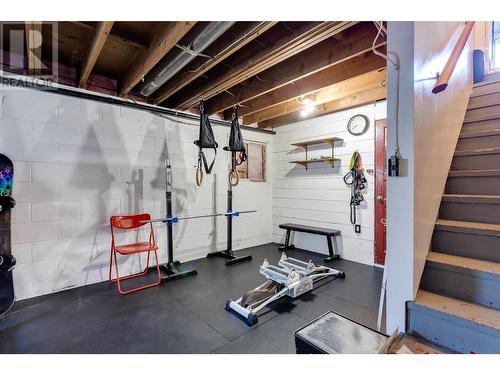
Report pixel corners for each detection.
[224,106,247,187]
[343,151,367,225]
[194,100,218,186]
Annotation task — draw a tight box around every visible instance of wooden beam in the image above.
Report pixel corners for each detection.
[206,22,380,115]
[238,49,386,118]
[118,21,196,97]
[257,85,387,128]
[169,21,357,110]
[79,21,114,88]
[151,21,278,105]
[243,68,386,125]
[25,22,43,76]
[70,21,149,49]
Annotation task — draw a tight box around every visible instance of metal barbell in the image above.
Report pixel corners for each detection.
[142,210,257,224]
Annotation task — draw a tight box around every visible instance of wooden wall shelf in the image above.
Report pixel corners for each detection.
[290,158,339,168]
[290,137,342,170]
[291,137,343,149]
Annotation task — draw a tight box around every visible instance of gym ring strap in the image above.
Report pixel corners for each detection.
[196,165,203,187]
[229,169,239,187]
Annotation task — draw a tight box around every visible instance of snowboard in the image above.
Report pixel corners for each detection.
[0,153,16,316]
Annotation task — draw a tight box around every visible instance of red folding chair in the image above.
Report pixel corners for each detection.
[109,214,161,295]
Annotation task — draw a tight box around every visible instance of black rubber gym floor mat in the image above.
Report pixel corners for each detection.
[0,243,383,354]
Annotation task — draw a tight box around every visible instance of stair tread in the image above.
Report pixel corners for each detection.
[428,251,500,275]
[459,129,500,138]
[415,290,500,330]
[454,147,500,156]
[436,220,500,237]
[436,219,500,232]
[449,168,500,176]
[442,194,500,203]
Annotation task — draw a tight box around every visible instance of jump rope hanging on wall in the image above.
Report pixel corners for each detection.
[343,151,367,232]
[223,106,247,187]
[194,100,218,186]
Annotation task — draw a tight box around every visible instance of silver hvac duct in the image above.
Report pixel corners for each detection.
[140,21,236,97]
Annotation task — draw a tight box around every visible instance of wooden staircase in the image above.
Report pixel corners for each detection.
[407,73,500,353]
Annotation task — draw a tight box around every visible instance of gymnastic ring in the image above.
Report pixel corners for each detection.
[229,169,240,187]
[196,167,203,187]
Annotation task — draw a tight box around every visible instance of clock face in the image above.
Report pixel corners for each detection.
[347,114,369,136]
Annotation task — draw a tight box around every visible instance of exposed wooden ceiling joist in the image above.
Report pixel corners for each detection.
[169,21,358,110]
[25,21,43,76]
[70,21,149,49]
[243,68,386,125]
[118,21,196,97]
[237,49,386,119]
[257,85,387,128]
[151,22,278,105]
[206,22,381,115]
[78,21,114,88]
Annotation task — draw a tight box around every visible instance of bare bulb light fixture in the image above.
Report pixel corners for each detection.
[299,97,316,117]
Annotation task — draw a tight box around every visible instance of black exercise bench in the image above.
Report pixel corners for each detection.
[278,223,341,262]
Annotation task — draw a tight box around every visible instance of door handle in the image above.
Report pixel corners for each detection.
[377,194,384,201]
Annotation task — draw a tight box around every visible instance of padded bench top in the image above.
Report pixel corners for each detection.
[295,311,387,354]
[279,223,341,236]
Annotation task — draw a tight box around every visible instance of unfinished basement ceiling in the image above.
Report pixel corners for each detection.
[0,21,387,128]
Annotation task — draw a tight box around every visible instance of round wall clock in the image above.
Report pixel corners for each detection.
[347,114,370,136]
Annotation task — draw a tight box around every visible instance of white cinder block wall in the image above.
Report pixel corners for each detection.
[272,101,387,265]
[0,86,273,300]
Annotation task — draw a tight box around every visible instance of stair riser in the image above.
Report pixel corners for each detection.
[407,302,500,354]
[468,92,500,110]
[465,105,500,124]
[461,119,500,135]
[451,153,500,170]
[439,202,500,224]
[473,81,500,97]
[478,72,500,84]
[446,176,500,195]
[421,262,499,309]
[456,134,500,150]
[432,230,499,263]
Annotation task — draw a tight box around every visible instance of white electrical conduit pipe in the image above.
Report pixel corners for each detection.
[372,21,401,157]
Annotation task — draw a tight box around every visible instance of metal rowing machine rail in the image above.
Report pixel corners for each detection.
[225,252,346,325]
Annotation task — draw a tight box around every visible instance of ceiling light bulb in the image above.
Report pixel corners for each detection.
[304,101,315,113]
[301,109,308,117]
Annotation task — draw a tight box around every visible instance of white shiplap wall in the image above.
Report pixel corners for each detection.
[272,101,387,265]
[0,86,273,300]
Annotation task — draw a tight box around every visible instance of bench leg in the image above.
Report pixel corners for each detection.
[279,229,295,251]
[324,235,341,262]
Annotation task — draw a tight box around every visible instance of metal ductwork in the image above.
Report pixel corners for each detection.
[140,21,236,97]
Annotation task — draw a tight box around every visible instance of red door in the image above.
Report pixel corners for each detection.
[375,119,387,265]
